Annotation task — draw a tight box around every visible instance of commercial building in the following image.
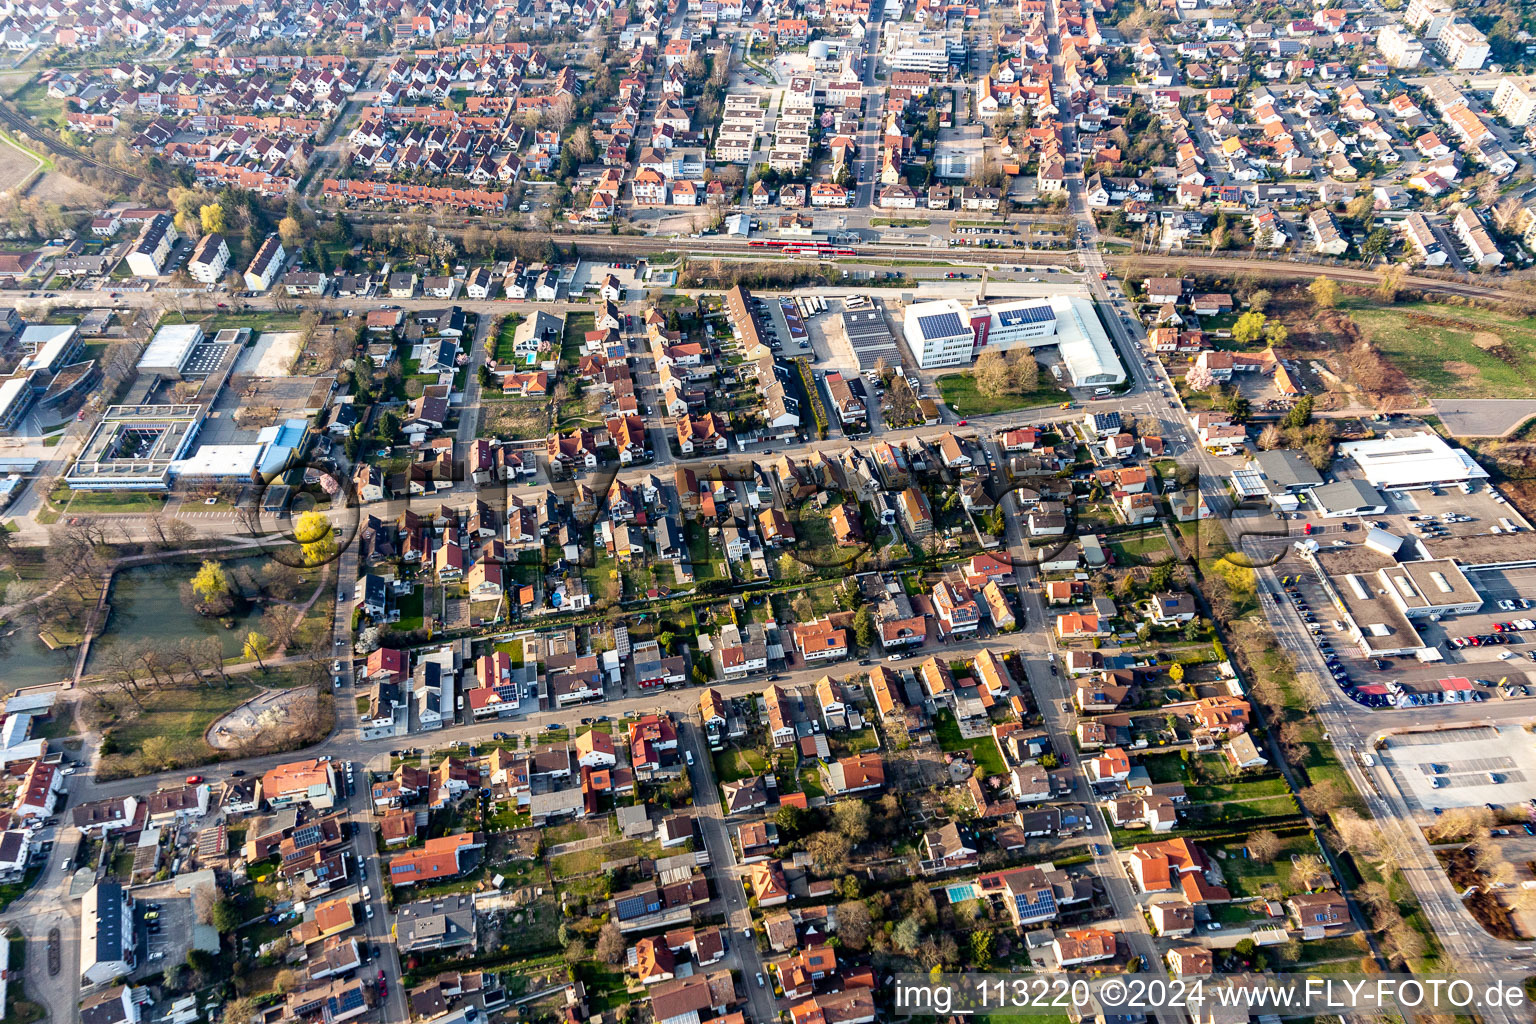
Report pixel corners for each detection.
[836,300,902,370]
[881,24,961,74]
[1248,449,1322,498]
[1378,558,1482,619]
[903,295,1124,386]
[903,299,974,368]
[1308,479,1388,518]
[1337,432,1490,491]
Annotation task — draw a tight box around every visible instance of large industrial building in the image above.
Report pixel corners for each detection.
[1336,432,1490,492]
[901,294,1125,387]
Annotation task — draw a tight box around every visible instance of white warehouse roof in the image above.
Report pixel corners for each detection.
[1337,432,1490,490]
[138,324,205,373]
[1050,295,1125,388]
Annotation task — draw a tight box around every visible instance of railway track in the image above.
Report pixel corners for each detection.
[535,232,1526,302]
[0,100,149,188]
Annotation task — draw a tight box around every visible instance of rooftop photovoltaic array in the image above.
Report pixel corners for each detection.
[995,303,1054,327]
[917,311,966,340]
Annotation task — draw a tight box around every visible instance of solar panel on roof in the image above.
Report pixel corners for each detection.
[615,894,648,918]
[917,311,966,339]
[996,304,1054,327]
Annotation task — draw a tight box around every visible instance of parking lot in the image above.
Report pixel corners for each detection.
[132,882,197,974]
[1379,725,1536,814]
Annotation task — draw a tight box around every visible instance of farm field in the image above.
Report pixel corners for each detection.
[1347,300,1536,400]
[0,132,43,195]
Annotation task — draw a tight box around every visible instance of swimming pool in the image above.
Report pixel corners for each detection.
[946,882,979,904]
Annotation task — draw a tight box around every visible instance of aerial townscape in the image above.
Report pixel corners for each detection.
[6,0,1536,1021]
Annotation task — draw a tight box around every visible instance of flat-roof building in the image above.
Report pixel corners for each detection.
[1378,558,1482,618]
[17,324,82,376]
[137,324,206,378]
[1337,432,1489,491]
[903,299,974,369]
[67,404,205,491]
[0,375,34,433]
[904,294,1124,386]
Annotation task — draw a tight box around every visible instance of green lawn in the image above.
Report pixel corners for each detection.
[1186,778,1293,802]
[1108,530,1172,566]
[1140,752,1189,784]
[493,314,524,363]
[1191,794,1301,822]
[713,746,769,784]
[493,637,524,667]
[1346,299,1536,399]
[394,587,425,632]
[933,709,1006,776]
[95,677,307,777]
[797,759,826,798]
[1213,833,1318,898]
[158,310,306,334]
[562,312,594,364]
[58,489,167,515]
[936,372,1063,417]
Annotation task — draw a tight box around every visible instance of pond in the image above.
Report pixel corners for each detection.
[85,558,269,670]
[0,625,76,691]
[0,556,275,693]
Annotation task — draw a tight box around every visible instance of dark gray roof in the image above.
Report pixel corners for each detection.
[91,881,126,963]
[1311,478,1386,514]
[1252,449,1322,491]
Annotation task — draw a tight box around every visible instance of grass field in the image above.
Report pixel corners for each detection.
[100,680,264,764]
[1186,778,1293,802]
[713,746,768,783]
[1108,530,1172,566]
[53,486,166,516]
[933,709,1006,776]
[492,314,523,363]
[1347,299,1536,399]
[936,373,1063,417]
[1213,833,1318,897]
[394,587,425,632]
[562,312,594,363]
